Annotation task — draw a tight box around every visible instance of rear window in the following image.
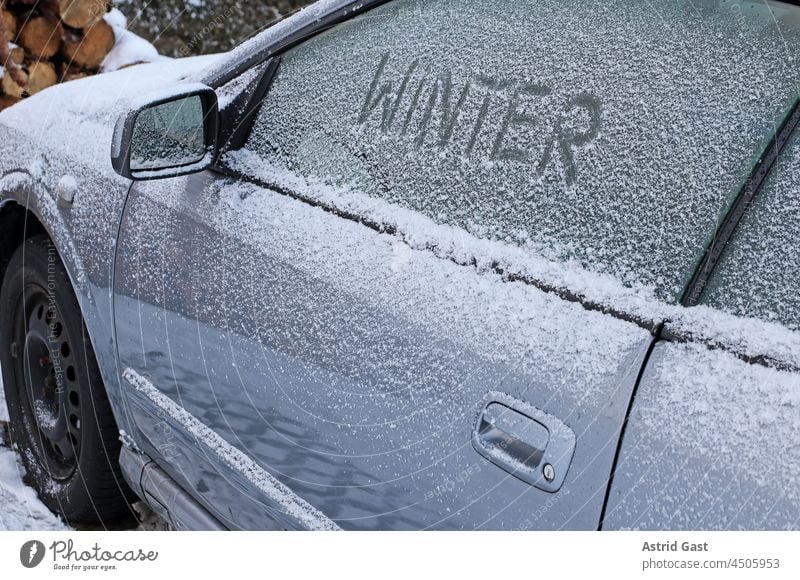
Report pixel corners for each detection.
[239,0,800,301]
[702,130,800,330]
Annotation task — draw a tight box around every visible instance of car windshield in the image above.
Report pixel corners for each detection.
[241,0,800,302]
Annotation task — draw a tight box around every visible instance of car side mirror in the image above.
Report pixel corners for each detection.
[111,83,219,181]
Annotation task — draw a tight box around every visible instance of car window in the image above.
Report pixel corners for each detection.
[701,129,800,331]
[235,0,800,302]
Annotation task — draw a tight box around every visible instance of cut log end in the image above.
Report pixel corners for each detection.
[2,68,30,98]
[59,0,109,30]
[2,9,17,39]
[18,16,62,59]
[26,61,58,95]
[62,17,114,69]
[1,61,57,98]
[7,44,24,66]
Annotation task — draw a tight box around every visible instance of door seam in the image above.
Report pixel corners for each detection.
[598,321,664,530]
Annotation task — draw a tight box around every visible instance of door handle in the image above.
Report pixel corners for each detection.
[472,391,575,493]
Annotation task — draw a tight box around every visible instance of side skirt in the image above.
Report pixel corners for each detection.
[119,447,227,531]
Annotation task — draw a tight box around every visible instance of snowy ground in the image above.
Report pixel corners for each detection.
[0,366,70,531]
[0,367,166,531]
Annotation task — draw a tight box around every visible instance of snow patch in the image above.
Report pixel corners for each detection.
[104,7,128,29]
[0,446,70,531]
[101,15,167,73]
[33,401,57,431]
[0,397,69,532]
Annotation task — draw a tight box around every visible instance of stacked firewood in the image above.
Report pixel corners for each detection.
[1,0,115,110]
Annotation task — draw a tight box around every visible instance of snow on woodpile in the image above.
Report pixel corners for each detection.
[0,1,163,112]
[101,7,165,72]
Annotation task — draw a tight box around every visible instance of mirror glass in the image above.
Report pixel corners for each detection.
[130,95,206,172]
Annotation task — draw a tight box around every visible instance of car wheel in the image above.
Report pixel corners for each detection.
[0,235,131,524]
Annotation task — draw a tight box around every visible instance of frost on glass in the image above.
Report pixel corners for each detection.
[130,95,206,171]
[703,132,800,331]
[242,0,800,301]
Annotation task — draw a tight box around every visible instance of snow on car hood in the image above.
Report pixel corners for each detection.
[0,55,222,183]
[0,55,224,311]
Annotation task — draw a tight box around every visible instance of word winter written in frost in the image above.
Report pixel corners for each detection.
[357,52,603,184]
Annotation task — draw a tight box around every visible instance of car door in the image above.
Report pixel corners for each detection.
[112,0,800,529]
[603,121,800,530]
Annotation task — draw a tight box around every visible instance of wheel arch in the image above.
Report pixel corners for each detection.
[0,199,49,290]
[0,196,111,405]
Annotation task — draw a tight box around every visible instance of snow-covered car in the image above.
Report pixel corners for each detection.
[1,0,800,530]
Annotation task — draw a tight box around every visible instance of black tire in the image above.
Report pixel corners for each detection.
[0,235,131,524]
